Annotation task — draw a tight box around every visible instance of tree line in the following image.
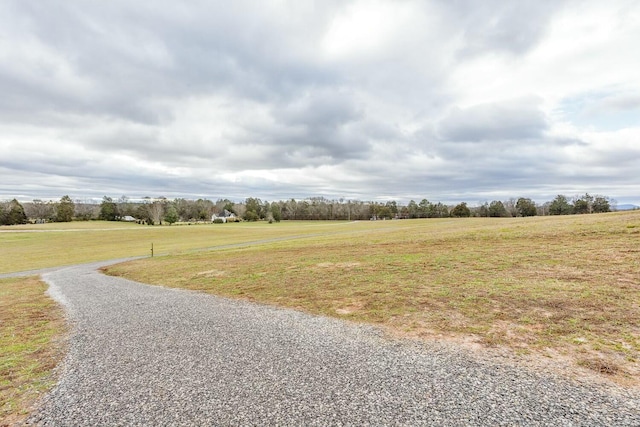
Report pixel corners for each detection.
[0,193,619,226]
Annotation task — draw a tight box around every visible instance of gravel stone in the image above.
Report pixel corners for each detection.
[25,262,640,426]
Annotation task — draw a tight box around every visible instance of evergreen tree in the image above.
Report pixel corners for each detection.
[516,198,537,217]
[164,204,179,225]
[451,202,471,218]
[549,195,573,215]
[3,199,28,225]
[99,196,119,221]
[592,196,611,213]
[488,200,508,217]
[56,195,75,222]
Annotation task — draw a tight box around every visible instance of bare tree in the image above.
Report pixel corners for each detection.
[503,198,518,217]
[233,203,246,220]
[149,201,165,225]
[24,199,54,221]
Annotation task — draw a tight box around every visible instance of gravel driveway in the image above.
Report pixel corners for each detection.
[27,262,640,426]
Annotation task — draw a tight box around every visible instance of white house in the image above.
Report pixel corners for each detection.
[212,209,237,223]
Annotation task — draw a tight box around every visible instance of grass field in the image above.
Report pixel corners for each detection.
[1,211,639,412]
[102,212,640,384]
[0,220,360,274]
[0,276,66,425]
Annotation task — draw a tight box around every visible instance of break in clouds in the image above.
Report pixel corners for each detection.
[1,0,639,205]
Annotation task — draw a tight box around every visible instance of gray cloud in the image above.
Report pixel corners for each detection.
[1,0,639,206]
[445,1,562,57]
[436,98,548,142]
[585,94,640,115]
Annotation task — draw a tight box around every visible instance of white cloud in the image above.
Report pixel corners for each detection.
[1,0,639,205]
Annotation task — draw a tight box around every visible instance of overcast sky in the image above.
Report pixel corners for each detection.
[1,1,639,205]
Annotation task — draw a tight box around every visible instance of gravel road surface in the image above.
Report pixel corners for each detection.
[27,262,640,426]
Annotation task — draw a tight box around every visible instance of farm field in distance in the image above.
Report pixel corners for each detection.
[0,220,360,274]
[103,211,640,385]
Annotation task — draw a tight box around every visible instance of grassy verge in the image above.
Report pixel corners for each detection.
[0,277,66,425]
[104,211,640,385]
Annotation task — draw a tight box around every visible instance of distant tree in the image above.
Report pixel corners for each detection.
[149,201,165,225]
[244,197,263,220]
[572,193,594,214]
[117,195,133,217]
[164,204,178,225]
[386,201,398,216]
[193,199,213,221]
[476,202,489,217]
[592,195,611,213]
[538,201,552,216]
[573,199,589,214]
[516,198,537,217]
[360,201,374,220]
[74,199,96,221]
[430,202,449,218]
[299,200,312,219]
[24,199,54,222]
[549,195,573,215]
[1,199,27,225]
[136,204,153,225]
[489,200,508,217]
[263,201,273,219]
[271,203,282,222]
[503,198,518,217]
[418,199,431,218]
[406,200,418,218]
[233,203,246,220]
[99,196,119,221]
[244,210,259,221]
[281,199,294,220]
[379,205,393,219]
[451,202,471,218]
[174,198,192,221]
[308,197,326,220]
[215,199,236,216]
[56,195,75,222]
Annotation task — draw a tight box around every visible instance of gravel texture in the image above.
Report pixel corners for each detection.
[26,262,640,426]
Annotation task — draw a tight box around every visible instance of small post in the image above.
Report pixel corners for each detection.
[151,243,154,258]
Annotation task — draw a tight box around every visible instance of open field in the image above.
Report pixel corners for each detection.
[0,276,66,425]
[103,211,640,385]
[0,220,360,274]
[1,211,639,408]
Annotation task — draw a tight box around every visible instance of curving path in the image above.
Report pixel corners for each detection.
[27,262,640,426]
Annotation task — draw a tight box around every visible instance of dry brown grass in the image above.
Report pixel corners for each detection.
[0,277,66,426]
[104,211,640,386]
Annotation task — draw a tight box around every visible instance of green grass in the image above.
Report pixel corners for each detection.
[103,212,640,384]
[0,220,363,274]
[0,276,66,425]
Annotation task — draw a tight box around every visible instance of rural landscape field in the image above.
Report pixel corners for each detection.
[2,210,639,422]
[101,212,640,384]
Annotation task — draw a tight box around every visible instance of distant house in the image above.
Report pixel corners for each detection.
[212,209,237,223]
[121,215,137,222]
